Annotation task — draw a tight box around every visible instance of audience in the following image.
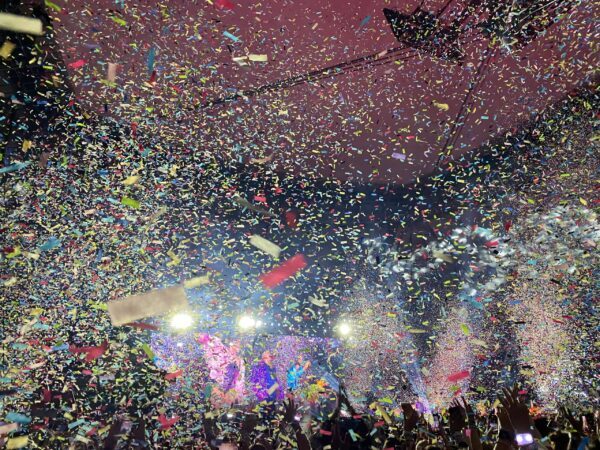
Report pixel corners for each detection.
[32,382,594,450]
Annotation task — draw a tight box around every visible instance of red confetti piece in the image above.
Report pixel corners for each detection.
[285,211,298,228]
[125,321,159,331]
[254,195,267,203]
[215,0,234,10]
[68,59,85,69]
[158,414,178,429]
[259,254,307,289]
[446,370,470,382]
[69,341,107,362]
[165,369,183,380]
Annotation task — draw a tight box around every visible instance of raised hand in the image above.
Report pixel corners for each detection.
[402,402,420,432]
[560,406,584,434]
[448,400,467,433]
[282,397,299,425]
[498,385,531,435]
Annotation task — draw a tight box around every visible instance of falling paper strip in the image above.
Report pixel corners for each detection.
[0,13,43,35]
[184,275,210,288]
[107,286,189,326]
[248,54,268,62]
[122,175,140,185]
[0,41,16,59]
[0,422,18,435]
[446,370,471,382]
[165,369,183,380]
[223,31,239,42]
[259,254,307,288]
[6,436,29,450]
[249,235,281,259]
[121,196,140,208]
[107,62,118,82]
[68,59,86,69]
[147,46,156,73]
[433,101,450,111]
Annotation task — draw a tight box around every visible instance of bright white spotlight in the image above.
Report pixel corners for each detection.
[170,312,193,330]
[337,322,352,337]
[238,315,256,330]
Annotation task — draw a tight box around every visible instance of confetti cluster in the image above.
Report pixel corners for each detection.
[1,0,599,447]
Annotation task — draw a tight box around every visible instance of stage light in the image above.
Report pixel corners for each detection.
[170,312,193,330]
[337,322,352,337]
[238,315,256,330]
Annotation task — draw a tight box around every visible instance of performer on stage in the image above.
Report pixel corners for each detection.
[286,355,311,391]
[197,334,245,407]
[250,350,284,403]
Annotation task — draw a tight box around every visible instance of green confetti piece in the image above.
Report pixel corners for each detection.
[111,16,127,27]
[141,343,155,360]
[45,0,62,11]
[121,197,140,209]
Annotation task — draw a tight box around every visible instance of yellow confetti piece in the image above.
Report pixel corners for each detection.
[0,13,43,35]
[579,197,588,206]
[184,275,210,288]
[0,40,16,59]
[7,436,29,449]
[472,339,487,347]
[460,324,471,336]
[4,277,17,287]
[248,54,268,62]
[123,175,140,185]
[166,249,182,266]
[433,101,449,111]
[249,235,281,259]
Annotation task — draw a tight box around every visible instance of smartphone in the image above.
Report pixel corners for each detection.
[516,433,534,446]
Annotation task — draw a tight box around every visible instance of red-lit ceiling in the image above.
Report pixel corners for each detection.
[51,0,598,183]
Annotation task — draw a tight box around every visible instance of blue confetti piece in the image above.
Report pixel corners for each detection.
[39,236,61,252]
[0,161,31,174]
[6,412,32,424]
[52,343,69,352]
[11,343,28,350]
[223,31,240,42]
[359,15,371,29]
[68,419,85,429]
[147,46,156,73]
